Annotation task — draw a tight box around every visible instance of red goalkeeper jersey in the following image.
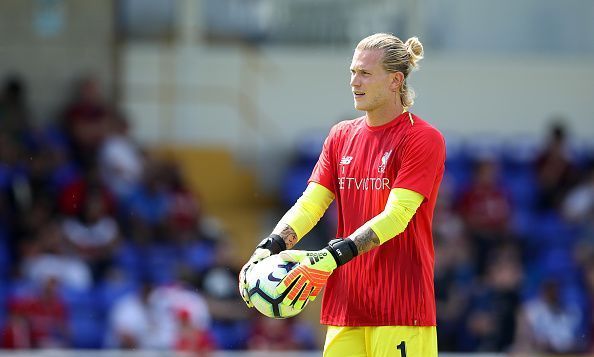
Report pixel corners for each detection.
[309,112,445,326]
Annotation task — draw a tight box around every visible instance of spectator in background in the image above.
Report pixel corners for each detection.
[0,134,26,223]
[98,112,144,202]
[535,121,579,212]
[1,305,34,349]
[433,175,465,243]
[58,165,116,218]
[105,279,156,349]
[61,75,111,168]
[162,161,202,241]
[173,308,216,356]
[433,177,473,351]
[0,75,32,141]
[62,189,119,282]
[106,279,211,350]
[125,160,169,243]
[513,278,583,354]
[458,158,512,276]
[22,220,92,291]
[198,238,249,349]
[562,165,594,265]
[583,260,594,353]
[0,133,36,267]
[148,280,212,349]
[5,277,69,348]
[434,232,474,351]
[246,315,317,351]
[461,243,522,352]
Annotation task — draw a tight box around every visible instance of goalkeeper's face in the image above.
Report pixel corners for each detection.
[349,49,399,113]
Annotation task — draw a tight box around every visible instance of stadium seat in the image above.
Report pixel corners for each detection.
[95,279,137,314]
[182,240,217,274]
[0,284,7,328]
[61,286,105,348]
[501,135,541,174]
[144,243,178,284]
[0,234,9,279]
[69,313,105,349]
[281,164,313,207]
[503,171,537,209]
[533,211,578,249]
[463,134,505,162]
[210,320,250,350]
[113,242,141,280]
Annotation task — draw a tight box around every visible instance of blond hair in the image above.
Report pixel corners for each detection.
[356,33,424,109]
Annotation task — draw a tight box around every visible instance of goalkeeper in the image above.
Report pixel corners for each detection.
[239,33,445,357]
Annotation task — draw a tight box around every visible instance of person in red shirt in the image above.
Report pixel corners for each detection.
[173,309,216,356]
[4,277,69,348]
[458,159,512,276]
[239,33,445,356]
[458,159,511,234]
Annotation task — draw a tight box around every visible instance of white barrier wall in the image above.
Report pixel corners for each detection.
[0,0,115,121]
[122,44,594,189]
[122,44,594,149]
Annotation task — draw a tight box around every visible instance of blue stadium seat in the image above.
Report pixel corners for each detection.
[511,208,536,238]
[503,171,537,209]
[69,313,105,349]
[60,286,105,348]
[211,320,250,350]
[533,212,578,249]
[444,133,471,176]
[95,279,137,314]
[144,243,177,284]
[569,139,594,168]
[463,134,504,162]
[444,167,471,197]
[114,242,141,280]
[60,286,97,311]
[0,233,10,279]
[501,135,541,174]
[281,164,313,206]
[0,284,8,329]
[183,240,217,273]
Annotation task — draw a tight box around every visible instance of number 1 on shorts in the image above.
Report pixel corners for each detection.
[397,340,407,357]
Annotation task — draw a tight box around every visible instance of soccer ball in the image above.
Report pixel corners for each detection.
[246,254,307,319]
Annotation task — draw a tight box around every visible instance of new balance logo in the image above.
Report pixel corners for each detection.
[340,156,353,165]
[340,156,353,174]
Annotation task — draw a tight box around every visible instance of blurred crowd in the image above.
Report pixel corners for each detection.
[0,74,317,353]
[1,73,594,355]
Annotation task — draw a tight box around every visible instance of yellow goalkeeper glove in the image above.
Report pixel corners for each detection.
[276,238,358,310]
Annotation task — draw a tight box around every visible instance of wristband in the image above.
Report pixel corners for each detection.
[256,234,287,254]
[326,238,358,266]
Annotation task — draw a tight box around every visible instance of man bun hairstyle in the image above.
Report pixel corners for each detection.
[357,33,424,109]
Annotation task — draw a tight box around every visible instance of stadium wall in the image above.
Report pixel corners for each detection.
[0,0,115,121]
[122,44,594,147]
[121,44,594,190]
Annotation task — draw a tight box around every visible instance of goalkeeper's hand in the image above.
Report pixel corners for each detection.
[275,238,358,310]
[238,234,286,308]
